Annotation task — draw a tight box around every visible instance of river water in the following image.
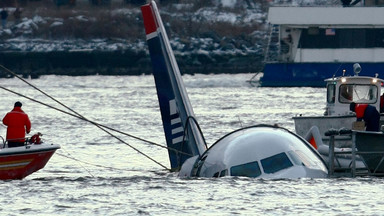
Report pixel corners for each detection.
[0,73,382,215]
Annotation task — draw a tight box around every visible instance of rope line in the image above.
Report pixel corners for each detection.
[0,84,170,170]
[2,83,195,159]
[57,152,147,172]
[0,65,178,170]
[60,148,95,177]
[0,85,192,157]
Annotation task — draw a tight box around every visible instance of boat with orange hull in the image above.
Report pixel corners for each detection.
[0,143,60,180]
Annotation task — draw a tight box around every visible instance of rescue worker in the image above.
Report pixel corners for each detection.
[349,102,380,132]
[2,101,31,147]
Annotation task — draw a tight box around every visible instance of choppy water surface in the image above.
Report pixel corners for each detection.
[0,74,383,215]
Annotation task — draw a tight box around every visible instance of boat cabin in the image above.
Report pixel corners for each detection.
[324,65,384,116]
[259,6,384,87]
[266,7,384,64]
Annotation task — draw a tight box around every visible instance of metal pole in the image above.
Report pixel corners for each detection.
[329,135,335,177]
[352,131,356,177]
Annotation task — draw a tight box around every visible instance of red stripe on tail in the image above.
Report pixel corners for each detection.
[141,4,157,35]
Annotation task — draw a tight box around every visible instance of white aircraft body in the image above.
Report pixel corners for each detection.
[141,1,328,178]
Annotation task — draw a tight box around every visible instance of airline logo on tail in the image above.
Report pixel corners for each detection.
[170,99,184,145]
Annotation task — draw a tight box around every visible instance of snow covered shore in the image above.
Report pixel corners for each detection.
[0,0,340,76]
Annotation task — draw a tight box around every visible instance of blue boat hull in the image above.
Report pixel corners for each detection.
[261,63,384,87]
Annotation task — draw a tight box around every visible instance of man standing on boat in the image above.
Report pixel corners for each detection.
[349,102,380,132]
[2,102,31,148]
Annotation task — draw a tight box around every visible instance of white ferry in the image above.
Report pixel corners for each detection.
[261,3,384,87]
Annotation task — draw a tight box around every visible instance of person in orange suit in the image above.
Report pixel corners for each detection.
[350,102,380,132]
[3,101,31,148]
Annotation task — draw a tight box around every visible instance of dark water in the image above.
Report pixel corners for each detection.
[0,74,382,215]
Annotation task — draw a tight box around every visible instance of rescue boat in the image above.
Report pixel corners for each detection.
[294,63,384,143]
[293,63,384,175]
[0,136,60,180]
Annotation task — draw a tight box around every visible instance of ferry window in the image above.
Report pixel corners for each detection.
[327,84,336,103]
[260,153,293,174]
[370,29,384,48]
[230,161,261,177]
[339,29,366,48]
[339,84,378,104]
[299,28,338,48]
[299,28,384,49]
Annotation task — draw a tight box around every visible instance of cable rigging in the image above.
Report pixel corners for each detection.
[0,64,190,171]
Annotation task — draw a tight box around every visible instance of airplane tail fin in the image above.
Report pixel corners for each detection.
[141,1,207,171]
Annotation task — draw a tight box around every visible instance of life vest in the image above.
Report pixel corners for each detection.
[29,133,42,144]
[355,104,368,119]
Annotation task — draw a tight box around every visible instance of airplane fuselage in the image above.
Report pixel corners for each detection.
[179,125,328,178]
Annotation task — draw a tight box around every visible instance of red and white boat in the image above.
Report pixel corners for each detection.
[0,141,60,180]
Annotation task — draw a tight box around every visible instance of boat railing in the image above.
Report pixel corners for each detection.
[0,133,43,149]
[0,136,4,149]
[326,128,384,177]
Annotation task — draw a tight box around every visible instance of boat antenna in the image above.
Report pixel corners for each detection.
[333,63,343,78]
[342,69,346,77]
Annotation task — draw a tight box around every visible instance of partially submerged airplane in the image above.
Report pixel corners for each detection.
[141,1,328,178]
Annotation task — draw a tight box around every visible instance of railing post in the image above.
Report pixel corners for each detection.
[328,135,335,177]
[351,131,356,177]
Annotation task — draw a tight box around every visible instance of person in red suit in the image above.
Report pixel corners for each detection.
[3,101,31,148]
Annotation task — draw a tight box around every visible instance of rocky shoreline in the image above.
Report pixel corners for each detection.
[0,1,338,77]
[0,1,269,77]
[0,49,263,78]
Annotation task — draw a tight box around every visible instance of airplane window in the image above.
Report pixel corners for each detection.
[293,150,318,168]
[287,150,305,166]
[230,161,262,177]
[214,170,228,178]
[195,155,208,177]
[261,152,293,174]
[219,169,227,177]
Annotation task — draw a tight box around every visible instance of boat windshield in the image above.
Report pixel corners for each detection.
[339,84,378,104]
[327,84,336,103]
